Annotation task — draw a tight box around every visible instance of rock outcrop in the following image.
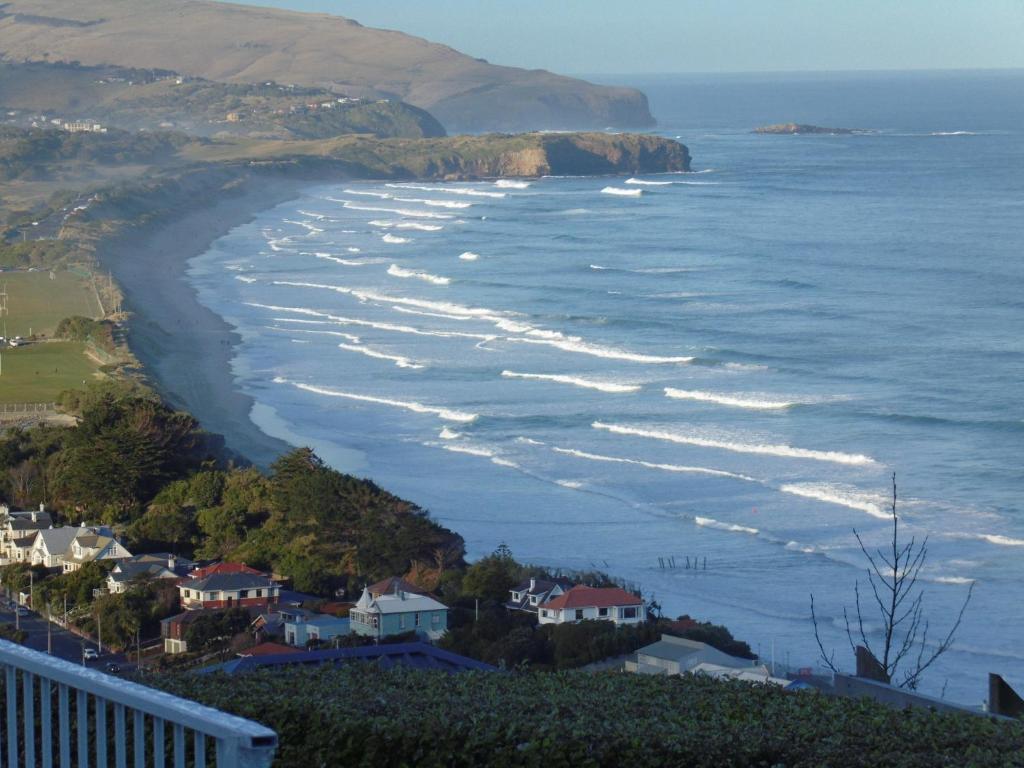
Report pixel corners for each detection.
[754,123,864,135]
[0,0,656,133]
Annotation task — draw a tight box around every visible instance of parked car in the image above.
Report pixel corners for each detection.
[104,662,120,674]
[82,648,99,661]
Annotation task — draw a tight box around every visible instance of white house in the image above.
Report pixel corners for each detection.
[106,554,192,594]
[536,585,645,626]
[62,532,132,573]
[0,506,52,564]
[506,577,574,615]
[30,527,91,569]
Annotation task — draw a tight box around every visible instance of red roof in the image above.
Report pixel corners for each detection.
[241,642,301,657]
[191,562,264,579]
[368,576,427,598]
[542,585,643,611]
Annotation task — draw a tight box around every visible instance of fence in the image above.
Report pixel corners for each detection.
[0,639,277,766]
[0,404,58,416]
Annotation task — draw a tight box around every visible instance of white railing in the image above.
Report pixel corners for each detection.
[0,639,277,767]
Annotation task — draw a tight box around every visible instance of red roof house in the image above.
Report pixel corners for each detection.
[537,586,645,626]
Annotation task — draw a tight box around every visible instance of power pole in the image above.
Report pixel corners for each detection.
[97,612,102,655]
[47,605,52,655]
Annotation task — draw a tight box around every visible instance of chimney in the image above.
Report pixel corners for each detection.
[529,577,536,592]
[39,503,45,514]
[168,555,177,571]
[30,511,38,522]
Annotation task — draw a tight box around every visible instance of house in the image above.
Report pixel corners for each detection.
[625,635,758,677]
[178,570,280,610]
[349,587,448,641]
[189,562,263,580]
[29,526,93,569]
[506,576,574,614]
[537,585,645,626]
[690,662,793,688]
[284,614,351,647]
[62,532,132,573]
[0,505,52,564]
[106,553,193,594]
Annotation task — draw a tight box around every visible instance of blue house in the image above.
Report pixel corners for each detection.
[284,615,351,647]
[349,585,449,641]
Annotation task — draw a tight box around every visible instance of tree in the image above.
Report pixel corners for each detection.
[460,544,522,604]
[811,475,973,689]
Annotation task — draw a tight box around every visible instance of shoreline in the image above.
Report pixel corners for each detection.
[99,179,308,468]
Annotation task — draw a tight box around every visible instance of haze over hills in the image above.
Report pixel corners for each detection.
[0,0,655,133]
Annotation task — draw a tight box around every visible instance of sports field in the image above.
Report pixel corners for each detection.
[0,342,101,403]
[0,270,102,338]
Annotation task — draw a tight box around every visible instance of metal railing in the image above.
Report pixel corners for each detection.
[0,639,277,767]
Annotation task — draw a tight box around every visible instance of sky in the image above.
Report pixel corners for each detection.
[221,0,1024,75]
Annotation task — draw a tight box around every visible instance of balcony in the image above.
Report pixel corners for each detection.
[0,639,277,766]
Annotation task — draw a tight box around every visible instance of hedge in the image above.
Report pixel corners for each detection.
[152,667,1024,767]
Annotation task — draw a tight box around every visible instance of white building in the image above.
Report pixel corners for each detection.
[536,585,645,626]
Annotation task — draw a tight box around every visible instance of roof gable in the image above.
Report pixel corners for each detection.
[542,585,643,611]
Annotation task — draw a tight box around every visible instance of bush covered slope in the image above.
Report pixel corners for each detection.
[154,666,1024,768]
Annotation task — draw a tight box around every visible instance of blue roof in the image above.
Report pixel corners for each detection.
[197,642,497,675]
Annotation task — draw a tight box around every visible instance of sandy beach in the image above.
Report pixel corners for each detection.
[99,178,308,468]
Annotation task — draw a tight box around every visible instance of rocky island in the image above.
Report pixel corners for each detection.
[754,123,865,135]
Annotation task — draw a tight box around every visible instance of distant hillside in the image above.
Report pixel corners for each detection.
[0,0,655,133]
[0,61,447,140]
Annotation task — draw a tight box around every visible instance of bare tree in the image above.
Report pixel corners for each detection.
[811,474,973,689]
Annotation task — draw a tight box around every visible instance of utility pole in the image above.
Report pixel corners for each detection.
[97,612,102,655]
[47,605,52,655]
[63,593,67,627]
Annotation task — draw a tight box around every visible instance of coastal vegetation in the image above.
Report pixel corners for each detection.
[153,666,1024,767]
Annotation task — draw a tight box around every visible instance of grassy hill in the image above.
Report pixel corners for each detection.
[0,60,446,140]
[0,0,654,132]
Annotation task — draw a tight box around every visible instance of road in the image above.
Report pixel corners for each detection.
[0,603,134,674]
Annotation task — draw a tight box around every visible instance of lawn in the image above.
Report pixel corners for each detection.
[0,270,102,338]
[0,342,101,403]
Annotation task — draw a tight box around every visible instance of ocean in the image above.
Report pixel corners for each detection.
[187,71,1024,704]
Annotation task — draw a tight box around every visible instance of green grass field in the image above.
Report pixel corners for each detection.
[0,270,102,338]
[0,342,101,403]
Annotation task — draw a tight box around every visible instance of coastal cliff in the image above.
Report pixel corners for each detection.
[0,0,656,133]
[188,132,692,179]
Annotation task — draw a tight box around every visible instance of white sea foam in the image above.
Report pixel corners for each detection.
[516,437,546,446]
[931,576,976,585]
[342,189,392,198]
[391,306,471,321]
[347,247,361,253]
[249,301,495,341]
[439,427,462,440]
[931,131,976,136]
[441,444,495,458]
[494,179,531,189]
[491,457,521,469]
[948,532,1024,547]
[311,253,367,267]
[386,183,506,199]
[283,219,325,234]
[290,339,310,344]
[459,252,480,261]
[552,447,754,481]
[382,234,412,244]
[274,377,477,422]
[724,362,770,372]
[337,343,425,369]
[507,337,693,365]
[387,265,451,286]
[625,178,673,186]
[392,196,473,209]
[235,276,257,284]
[333,200,454,220]
[779,483,888,519]
[556,480,585,489]
[369,220,445,231]
[592,422,877,466]
[296,210,331,220]
[502,370,640,394]
[695,516,759,535]
[269,325,360,343]
[601,186,643,197]
[664,388,796,410]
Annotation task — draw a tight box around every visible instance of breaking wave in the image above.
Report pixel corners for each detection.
[664,388,797,410]
[948,532,1024,547]
[494,180,531,189]
[625,178,673,186]
[507,337,693,365]
[778,483,888,519]
[310,252,367,267]
[591,422,877,466]
[382,233,411,244]
[501,370,640,394]
[391,196,473,209]
[601,186,643,197]
[273,377,477,422]
[695,516,759,535]
[332,200,453,220]
[439,427,462,440]
[387,265,451,285]
[337,343,424,369]
[552,447,755,481]
[386,183,506,199]
[459,252,480,261]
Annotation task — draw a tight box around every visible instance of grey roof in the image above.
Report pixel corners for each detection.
[34,526,88,554]
[181,572,276,592]
[636,636,753,670]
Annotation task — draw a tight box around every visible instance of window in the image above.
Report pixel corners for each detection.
[432,613,440,626]
[575,609,584,620]
[530,596,538,605]
[256,589,263,598]
[511,592,520,601]
[240,590,249,598]
[621,607,639,619]
[540,609,549,618]
[415,613,421,627]
[598,607,609,617]
[183,590,190,598]
[399,615,406,629]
